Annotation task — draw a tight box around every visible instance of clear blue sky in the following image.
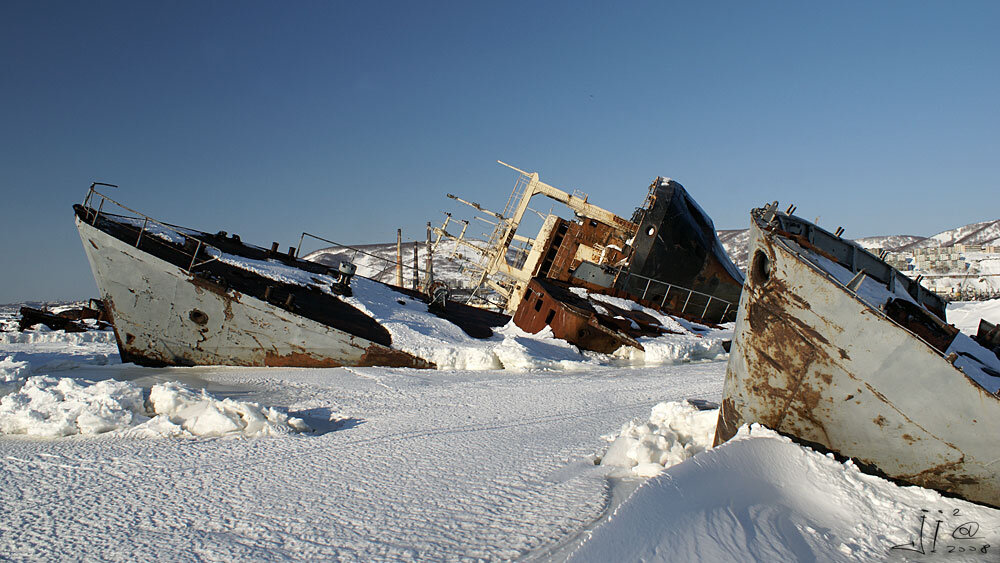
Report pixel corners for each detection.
[2,1,998,303]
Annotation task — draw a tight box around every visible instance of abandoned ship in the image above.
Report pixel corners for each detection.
[713,202,1000,508]
[74,184,508,368]
[74,164,741,367]
[431,162,744,354]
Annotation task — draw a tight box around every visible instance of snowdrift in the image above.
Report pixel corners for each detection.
[599,401,717,478]
[577,422,1000,562]
[0,376,308,438]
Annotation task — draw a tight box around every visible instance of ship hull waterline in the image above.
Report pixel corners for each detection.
[715,216,1000,508]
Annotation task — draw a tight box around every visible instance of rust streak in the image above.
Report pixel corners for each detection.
[712,397,742,446]
[263,346,435,369]
[264,351,345,368]
[358,346,436,369]
[188,274,230,297]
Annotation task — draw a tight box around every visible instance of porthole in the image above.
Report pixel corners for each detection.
[189,309,209,325]
[751,250,771,285]
[646,226,655,236]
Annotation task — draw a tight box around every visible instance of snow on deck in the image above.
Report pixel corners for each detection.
[949,298,1000,335]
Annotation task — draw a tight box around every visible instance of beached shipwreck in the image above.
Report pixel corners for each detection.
[74,166,740,368]
[714,202,1000,508]
[74,186,510,369]
[433,162,743,354]
[72,169,1000,506]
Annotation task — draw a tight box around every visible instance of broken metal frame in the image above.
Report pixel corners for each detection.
[83,183,220,272]
[432,161,640,313]
[430,163,739,323]
[296,231,445,292]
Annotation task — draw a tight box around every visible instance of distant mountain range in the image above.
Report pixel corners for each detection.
[855,220,1000,252]
[722,219,1000,272]
[717,230,753,272]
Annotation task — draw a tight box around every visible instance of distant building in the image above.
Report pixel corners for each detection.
[883,251,913,272]
[880,245,1000,300]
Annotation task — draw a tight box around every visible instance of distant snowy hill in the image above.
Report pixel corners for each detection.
[853,234,926,251]
[305,220,998,281]
[304,239,484,295]
[717,229,751,272]
[855,220,1000,252]
[901,219,1000,250]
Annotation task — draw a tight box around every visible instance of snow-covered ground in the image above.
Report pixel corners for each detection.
[1,299,999,561]
[570,424,1000,562]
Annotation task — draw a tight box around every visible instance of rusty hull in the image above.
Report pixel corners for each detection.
[77,215,433,369]
[501,176,742,352]
[513,177,742,332]
[715,208,1000,508]
[535,217,632,283]
[976,319,1000,361]
[514,278,643,354]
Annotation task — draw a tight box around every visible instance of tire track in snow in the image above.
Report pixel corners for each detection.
[1,364,725,560]
[5,367,721,515]
[1,395,665,520]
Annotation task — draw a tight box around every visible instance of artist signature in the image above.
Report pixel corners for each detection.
[891,508,990,556]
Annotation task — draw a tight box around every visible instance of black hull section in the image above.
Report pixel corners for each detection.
[617,179,744,322]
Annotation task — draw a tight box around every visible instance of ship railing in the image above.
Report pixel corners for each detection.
[617,270,736,324]
[83,184,221,272]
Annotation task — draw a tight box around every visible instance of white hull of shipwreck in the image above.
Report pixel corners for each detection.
[76,216,429,368]
[715,217,1000,507]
